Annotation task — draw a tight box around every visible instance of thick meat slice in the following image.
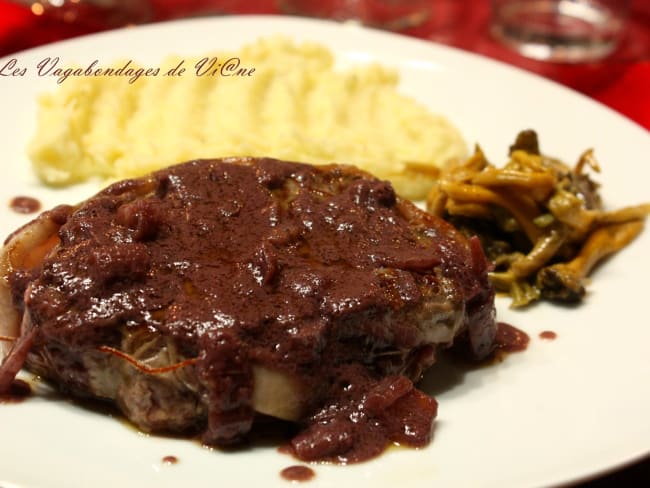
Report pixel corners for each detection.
[0,157,495,462]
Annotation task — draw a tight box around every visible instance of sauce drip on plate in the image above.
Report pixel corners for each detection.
[494,322,530,352]
[539,330,557,340]
[280,465,315,482]
[9,196,41,214]
[0,379,32,403]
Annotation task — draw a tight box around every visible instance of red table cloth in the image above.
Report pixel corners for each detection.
[1,0,648,130]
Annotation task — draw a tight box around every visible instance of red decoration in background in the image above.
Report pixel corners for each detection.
[594,61,650,130]
[1,0,647,129]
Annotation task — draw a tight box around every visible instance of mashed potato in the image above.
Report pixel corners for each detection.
[28,37,466,200]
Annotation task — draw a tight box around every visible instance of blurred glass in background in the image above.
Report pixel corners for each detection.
[491,0,631,62]
[278,0,432,31]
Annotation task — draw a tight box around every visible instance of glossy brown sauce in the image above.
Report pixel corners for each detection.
[280,465,315,482]
[287,374,438,463]
[0,379,32,403]
[539,330,557,340]
[493,322,530,353]
[9,196,41,214]
[14,158,495,464]
[162,455,178,465]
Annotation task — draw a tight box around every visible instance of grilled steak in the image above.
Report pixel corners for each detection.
[0,157,496,462]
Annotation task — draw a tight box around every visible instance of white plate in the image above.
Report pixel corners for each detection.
[0,15,648,488]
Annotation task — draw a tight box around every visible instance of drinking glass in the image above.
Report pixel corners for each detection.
[278,0,432,31]
[491,0,631,62]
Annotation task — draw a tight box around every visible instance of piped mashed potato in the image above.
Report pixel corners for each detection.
[28,37,466,200]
